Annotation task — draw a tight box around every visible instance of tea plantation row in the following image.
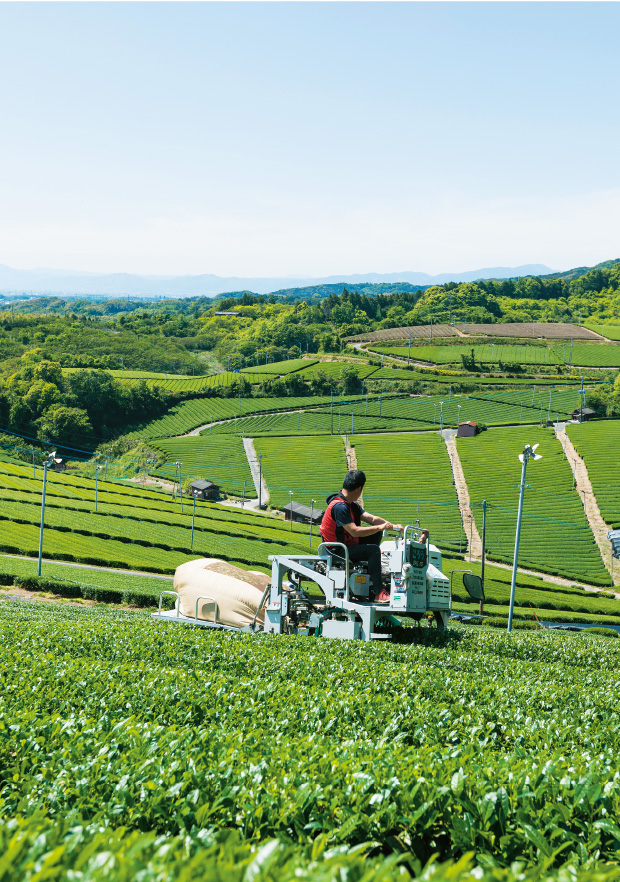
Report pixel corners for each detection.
[567,421,620,530]
[457,427,610,585]
[2,601,620,879]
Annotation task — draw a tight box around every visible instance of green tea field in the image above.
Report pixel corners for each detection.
[152,435,256,497]
[0,461,310,575]
[353,433,463,552]
[253,435,347,510]
[2,601,620,879]
[457,427,609,585]
[567,420,620,530]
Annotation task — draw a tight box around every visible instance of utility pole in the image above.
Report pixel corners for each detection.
[508,444,542,632]
[289,490,293,531]
[439,400,444,441]
[480,500,488,616]
[258,454,263,509]
[191,492,197,550]
[95,465,102,512]
[176,462,183,511]
[38,453,55,576]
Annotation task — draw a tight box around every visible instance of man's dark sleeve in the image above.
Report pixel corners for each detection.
[332,501,353,528]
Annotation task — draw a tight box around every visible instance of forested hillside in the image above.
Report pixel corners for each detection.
[3,259,619,370]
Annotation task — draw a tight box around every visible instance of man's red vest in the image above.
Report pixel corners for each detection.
[320,494,360,547]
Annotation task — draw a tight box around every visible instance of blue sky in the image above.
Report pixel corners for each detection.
[0,2,618,277]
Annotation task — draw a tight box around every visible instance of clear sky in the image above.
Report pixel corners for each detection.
[0,1,618,277]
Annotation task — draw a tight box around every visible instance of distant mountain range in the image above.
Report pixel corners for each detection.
[0,263,553,298]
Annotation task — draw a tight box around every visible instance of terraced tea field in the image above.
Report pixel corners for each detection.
[133,394,341,440]
[376,343,557,366]
[352,433,463,551]
[0,462,310,574]
[65,367,237,394]
[457,427,609,584]
[567,420,620,529]
[443,557,620,625]
[206,407,431,437]
[4,602,620,879]
[585,321,620,341]
[253,435,347,510]
[294,360,381,379]
[550,343,620,367]
[240,357,318,375]
[152,435,256,497]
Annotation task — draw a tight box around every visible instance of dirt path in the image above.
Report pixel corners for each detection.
[557,427,619,586]
[444,430,483,559]
[342,435,364,507]
[243,438,269,507]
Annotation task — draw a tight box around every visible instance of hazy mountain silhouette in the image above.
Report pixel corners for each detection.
[0,263,553,297]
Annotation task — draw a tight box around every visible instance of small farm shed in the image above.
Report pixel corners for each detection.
[282,501,324,525]
[570,407,597,422]
[51,457,67,472]
[189,479,220,500]
[456,421,479,438]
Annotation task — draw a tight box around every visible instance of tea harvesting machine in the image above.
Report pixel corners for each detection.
[152,524,453,641]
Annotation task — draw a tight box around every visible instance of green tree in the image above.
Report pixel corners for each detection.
[37,406,93,447]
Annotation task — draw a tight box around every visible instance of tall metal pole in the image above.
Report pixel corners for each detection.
[191,493,196,550]
[440,401,444,441]
[508,455,528,632]
[480,500,487,616]
[258,454,263,509]
[507,445,540,632]
[289,491,293,532]
[330,391,333,435]
[37,462,50,576]
[176,462,183,511]
[310,499,315,547]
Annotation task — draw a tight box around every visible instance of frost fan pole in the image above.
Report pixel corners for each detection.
[508,444,541,633]
[38,452,56,577]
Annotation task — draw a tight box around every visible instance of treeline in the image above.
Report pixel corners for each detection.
[2,260,619,382]
[0,360,176,451]
[586,374,620,417]
[0,313,204,373]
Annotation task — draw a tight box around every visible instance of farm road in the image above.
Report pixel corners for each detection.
[444,429,483,559]
[557,428,619,587]
[243,438,269,507]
